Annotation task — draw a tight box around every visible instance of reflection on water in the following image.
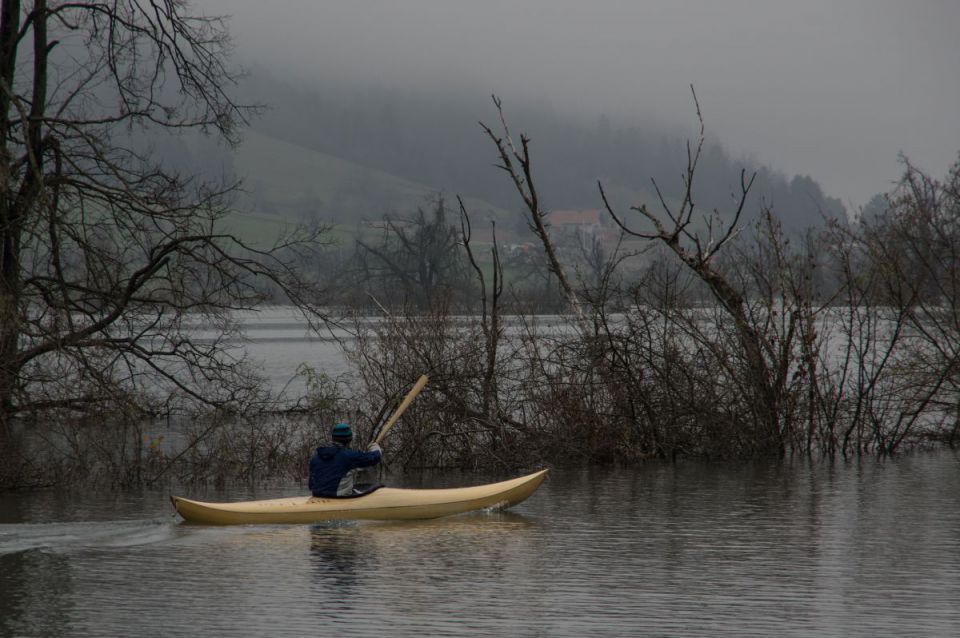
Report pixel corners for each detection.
[304,512,544,632]
[1,452,959,636]
[310,525,363,594]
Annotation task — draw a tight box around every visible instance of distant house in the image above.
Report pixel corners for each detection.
[548,209,602,234]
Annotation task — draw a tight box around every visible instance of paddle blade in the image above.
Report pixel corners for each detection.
[373,375,429,444]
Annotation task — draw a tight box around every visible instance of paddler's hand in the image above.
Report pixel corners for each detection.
[368,442,382,454]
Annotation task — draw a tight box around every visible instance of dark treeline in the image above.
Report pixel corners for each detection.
[12,145,954,488]
[324,193,574,313]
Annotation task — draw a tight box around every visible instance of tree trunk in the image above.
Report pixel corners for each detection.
[0,0,22,426]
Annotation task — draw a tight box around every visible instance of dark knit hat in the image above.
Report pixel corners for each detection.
[331,423,353,440]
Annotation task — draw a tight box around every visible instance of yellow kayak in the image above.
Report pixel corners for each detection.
[170,469,548,525]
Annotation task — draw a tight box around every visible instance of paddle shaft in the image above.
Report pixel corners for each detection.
[373,375,428,445]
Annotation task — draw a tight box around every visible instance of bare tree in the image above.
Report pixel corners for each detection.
[829,156,960,453]
[596,88,807,454]
[481,96,590,334]
[354,195,467,310]
[0,1,326,477]
[458,196,504,440]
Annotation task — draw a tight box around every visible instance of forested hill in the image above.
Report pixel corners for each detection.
[232,69,846,230]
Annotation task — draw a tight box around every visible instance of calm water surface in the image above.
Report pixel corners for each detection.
[1,451,959,637]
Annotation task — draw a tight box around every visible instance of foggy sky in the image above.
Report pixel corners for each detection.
[203,0,960,209]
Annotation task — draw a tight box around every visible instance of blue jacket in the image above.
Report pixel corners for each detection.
[309,444,382,497]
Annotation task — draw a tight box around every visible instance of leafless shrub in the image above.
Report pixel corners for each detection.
[341,96,958,469]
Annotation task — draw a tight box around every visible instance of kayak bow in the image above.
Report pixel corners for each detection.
[170,469,548,525]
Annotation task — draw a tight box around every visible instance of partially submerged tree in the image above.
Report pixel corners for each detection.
[832,156,960,452]
[0,1,326,475]
[479,90,835,459]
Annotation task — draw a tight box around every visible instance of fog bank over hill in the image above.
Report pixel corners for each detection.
[202,0,960,213]
[231,68,844,233]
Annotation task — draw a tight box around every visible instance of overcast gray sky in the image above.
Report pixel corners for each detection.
[204,0,960,209]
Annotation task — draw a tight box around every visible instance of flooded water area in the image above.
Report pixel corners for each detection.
[2,451,959,637]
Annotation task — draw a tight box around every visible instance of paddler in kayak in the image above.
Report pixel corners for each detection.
[309,423,383,497]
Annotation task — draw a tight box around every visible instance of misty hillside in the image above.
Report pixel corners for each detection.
[147,123,512,242]
[156,68,847,235]
[230,68,845,233]
[233,129,510,226]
